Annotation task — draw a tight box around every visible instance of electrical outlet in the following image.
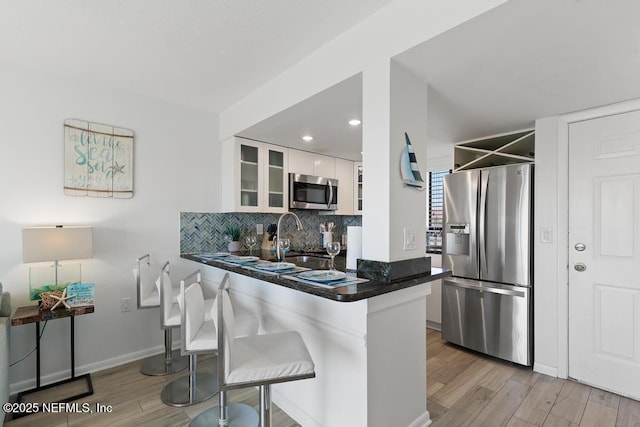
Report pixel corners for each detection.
[403,227,416,250]
[256,224,263,234]
[121,297,131,312]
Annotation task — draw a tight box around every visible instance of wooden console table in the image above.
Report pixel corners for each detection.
[11,304,94,417]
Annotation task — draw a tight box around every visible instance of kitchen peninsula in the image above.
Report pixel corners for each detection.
[182,250,449,427]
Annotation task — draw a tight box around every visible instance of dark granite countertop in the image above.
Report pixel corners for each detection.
[181,250,450,302]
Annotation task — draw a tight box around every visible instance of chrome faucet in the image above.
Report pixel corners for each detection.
[276,212,303,261]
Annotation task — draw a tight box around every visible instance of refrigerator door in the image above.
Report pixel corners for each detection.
[480,164,532,286]
[441,277,531,366]
[443,169,480,279]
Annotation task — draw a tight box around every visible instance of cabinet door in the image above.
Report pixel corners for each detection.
[313,154,335,178]
[334,158,354,215]
[263,144,288,213]
[354,162,363,214]
[289,149,336,178]
[238,141,262,211]
[288,149,315,175]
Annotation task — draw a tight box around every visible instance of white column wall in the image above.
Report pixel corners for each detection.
[389,61,428,262]
[361,59,392,261]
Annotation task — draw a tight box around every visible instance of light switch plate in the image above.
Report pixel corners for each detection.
[540,227,553,244]
[256,224,263,235]
[403,227,416,250]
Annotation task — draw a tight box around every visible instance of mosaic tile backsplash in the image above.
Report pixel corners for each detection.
[180,212,362,254]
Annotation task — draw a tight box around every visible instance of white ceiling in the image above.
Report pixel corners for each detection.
[237,73,363,161]
[241,0,640,160]
[0,0,394,114]
[395,0,640,145]
[4,0,640,162]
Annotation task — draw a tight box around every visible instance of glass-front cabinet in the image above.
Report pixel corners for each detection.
[354,162,363,214]
[265,146,286,211]
[240,143,260,208]
[220,137,288,213]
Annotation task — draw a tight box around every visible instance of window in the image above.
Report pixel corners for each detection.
[426,169,450,253]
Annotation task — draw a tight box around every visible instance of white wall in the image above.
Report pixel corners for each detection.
[533,117,563,376]
[0,63,218,391]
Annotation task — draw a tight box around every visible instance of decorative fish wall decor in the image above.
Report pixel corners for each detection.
[400,132,426,190]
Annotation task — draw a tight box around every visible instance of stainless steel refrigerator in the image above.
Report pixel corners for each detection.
[442,163,532,366]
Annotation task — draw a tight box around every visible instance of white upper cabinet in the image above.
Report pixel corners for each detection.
[354,162,363,214]
[312,153,335,178]
[289,149,336,178]
[264,144,288,212]
[288,149,314,176]
[220,137,288,213]
[334,158,354,215]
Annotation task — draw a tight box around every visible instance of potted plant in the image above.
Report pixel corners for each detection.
[224,226,242,252]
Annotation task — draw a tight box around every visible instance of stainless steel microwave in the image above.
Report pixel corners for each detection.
[289,173,338,210]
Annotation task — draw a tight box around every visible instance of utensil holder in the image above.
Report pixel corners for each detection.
[322,231,333,248]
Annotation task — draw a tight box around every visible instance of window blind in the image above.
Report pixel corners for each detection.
[427,169,450,252]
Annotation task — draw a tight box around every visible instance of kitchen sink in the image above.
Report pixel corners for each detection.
[288,254,328,262]
[286,254,332,269]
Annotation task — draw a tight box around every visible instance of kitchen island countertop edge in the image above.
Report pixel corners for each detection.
[181,253,451,302]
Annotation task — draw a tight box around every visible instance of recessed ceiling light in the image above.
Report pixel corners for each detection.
[302,135,314,142]
[348,119,361,126]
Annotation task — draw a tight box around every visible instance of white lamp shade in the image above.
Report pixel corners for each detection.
[22,226,93,263]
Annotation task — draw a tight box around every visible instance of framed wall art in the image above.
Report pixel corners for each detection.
[64,119,134,198]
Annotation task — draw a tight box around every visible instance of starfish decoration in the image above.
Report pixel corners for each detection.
[110,161,125,175]
[49,288,77,311]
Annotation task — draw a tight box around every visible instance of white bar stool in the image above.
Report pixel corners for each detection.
[161,267,218,407]
[191,276,315,427]
[133,254,188,376]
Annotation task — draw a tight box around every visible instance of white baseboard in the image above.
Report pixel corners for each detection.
[271,388,322,427]
[273,389,431,427]
[533,362,559,378]
[9,342,173,395]
[408,410,431,427]
[425,321,441,331]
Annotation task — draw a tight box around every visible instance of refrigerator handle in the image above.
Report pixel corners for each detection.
[445,279,527,298]
[479,170,489,277]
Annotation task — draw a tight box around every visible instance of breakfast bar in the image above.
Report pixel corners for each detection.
[182,251,449,427]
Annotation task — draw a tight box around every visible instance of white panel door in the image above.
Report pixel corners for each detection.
[568,109,640,399]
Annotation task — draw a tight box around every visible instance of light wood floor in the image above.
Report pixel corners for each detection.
[426,328,640,427]
[4,329,640,426]
[3,353,301,427]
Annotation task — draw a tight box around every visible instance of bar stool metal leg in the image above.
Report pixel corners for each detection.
[140,329,189,376]
[259,385,271,427]
[161,354,217,407]
[190,390,258,427]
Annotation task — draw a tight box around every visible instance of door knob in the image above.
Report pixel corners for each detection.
[575,243,586,251]
[574,262,587,272]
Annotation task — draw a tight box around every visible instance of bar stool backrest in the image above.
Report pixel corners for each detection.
[180,271,206,353]
[217,275,235,383]
[135,254,160,309]
[159,261,174,329]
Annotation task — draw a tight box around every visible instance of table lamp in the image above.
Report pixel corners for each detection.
[22,225,93,303]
